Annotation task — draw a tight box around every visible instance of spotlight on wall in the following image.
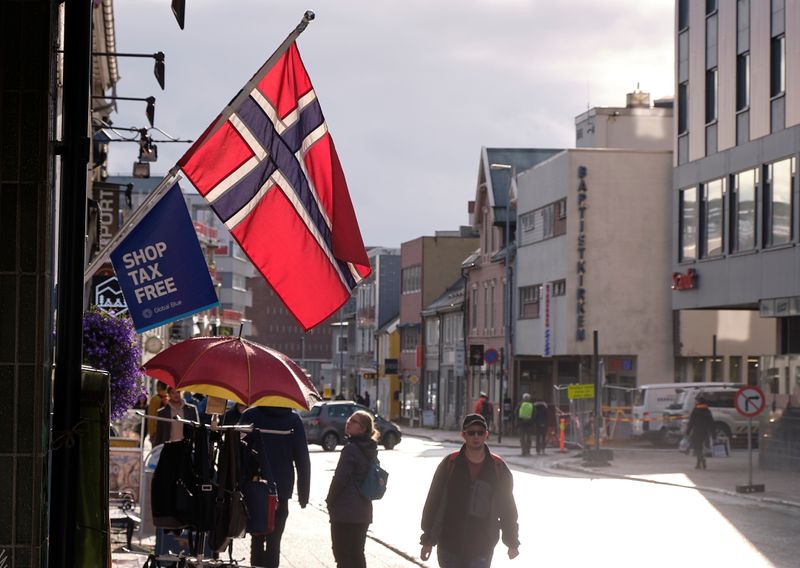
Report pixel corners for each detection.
[92,95,156,127]
[138,130,158,162]
[133,161,151,179]
[172,0,186,29]
[92,51,166,90]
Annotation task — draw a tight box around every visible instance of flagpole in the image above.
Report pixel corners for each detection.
[84,11,315,284]
[82,166,181,283]
[180,10,316,160]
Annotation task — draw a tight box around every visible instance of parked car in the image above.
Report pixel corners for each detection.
[661,383,755,446]
[300,401,402,451]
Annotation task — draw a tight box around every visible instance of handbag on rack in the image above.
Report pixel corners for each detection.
[209,430,249,552]
[243,433,279,535]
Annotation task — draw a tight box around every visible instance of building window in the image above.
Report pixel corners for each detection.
[542,204,554,239]
[557,199,567,219]
[401,327,418,352]
[737,0,750,52]
[732,168,757,252]
[705,68,718,124]
[702,179,724,257]
[401,264,421,294]
[736,53,749,111]
[680,187,697,261]
[483,285,490,331]
[551,280,566,297]
[706,0,718,14]
[678,31,689,84]
[337,336,348,353]
[678,82,688,135]
[489,282,495,330]
[519,285,541,319]
[425,319,439,346]
[764,157,794,247]
[520,211,535,232]
[678,0,689,30]
[471,288,478,331]
[771,35,785,97]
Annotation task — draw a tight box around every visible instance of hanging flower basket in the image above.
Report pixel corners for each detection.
[82,310,145,420]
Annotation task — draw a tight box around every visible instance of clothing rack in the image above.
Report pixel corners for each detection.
[135,410,293,435]
[135,411,292,567]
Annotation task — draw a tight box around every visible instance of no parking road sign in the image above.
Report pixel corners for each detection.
[734,385,766,417]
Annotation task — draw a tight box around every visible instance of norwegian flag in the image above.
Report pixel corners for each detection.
[178,42,370,331]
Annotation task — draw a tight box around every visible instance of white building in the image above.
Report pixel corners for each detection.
[672,0,799,469]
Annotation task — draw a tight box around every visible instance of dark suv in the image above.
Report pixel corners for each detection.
[301,401,402,451]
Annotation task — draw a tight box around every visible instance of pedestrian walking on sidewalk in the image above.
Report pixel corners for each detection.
[240,406,311,568]
[419,413,520,567]
[326,410,379,568]
[475,392,494,433]
[686,396,714,470]
[517,394,534,456]
[533,398,549,455]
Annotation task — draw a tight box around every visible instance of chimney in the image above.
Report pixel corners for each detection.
[626,83,650,108]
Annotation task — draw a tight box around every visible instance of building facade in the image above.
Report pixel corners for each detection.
[354,247,400,406]
[464,147,561,422]
[398,229,479,423]
[376,317,401,419]
[515,147,675,407]
[673,0,800,469]
[422,279,466,430]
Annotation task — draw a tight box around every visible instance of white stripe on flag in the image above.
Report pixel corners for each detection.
[205,114,268,204]
[224,179,276,230]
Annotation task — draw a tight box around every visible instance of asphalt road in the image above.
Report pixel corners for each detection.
[298,436,800,568]
[116,437,800,567]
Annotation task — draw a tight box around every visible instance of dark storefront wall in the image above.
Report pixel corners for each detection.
[1,2,58,565]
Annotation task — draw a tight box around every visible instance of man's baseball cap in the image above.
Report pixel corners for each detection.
[462,413,488,431]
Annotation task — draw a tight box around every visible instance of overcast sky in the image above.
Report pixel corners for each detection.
[108,0,674,248]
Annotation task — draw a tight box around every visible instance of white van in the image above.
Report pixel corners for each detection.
[632,382,741,445]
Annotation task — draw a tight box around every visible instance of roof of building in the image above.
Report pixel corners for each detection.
[421,278,465,316]
[479,147,563,225]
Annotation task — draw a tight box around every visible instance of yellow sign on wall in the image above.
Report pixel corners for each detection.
[568,384,595,400]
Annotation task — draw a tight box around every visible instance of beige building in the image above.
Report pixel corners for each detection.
[515,90,773,412]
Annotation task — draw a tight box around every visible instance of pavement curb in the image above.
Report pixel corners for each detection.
[405,431,800,510]
[551,461,800,510]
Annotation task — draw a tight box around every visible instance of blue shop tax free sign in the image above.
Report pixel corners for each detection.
[110,183,219,332]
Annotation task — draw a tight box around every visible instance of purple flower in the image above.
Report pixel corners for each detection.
[82,310,146,420]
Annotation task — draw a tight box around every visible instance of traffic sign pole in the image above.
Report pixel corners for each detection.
[734,385,765,494]
[747,418,753,487]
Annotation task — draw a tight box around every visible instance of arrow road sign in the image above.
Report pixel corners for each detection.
[734,385,766,417]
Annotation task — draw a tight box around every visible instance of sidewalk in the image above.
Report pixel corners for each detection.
[401,425,800,509]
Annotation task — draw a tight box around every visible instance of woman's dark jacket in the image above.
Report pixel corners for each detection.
[326,434,377,524]
[687,404,714,444]
[420,444,519,559]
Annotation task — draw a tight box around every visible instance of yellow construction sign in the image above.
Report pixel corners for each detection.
[568,384,595,400]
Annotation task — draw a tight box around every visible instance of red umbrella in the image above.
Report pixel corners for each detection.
[141,336,321,410]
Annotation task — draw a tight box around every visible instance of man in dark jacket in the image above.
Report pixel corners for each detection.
[686,396,715,470]
[420,414,520,567]
[240,406,311,568]
[533,399,549,455]
[153,387,199,447]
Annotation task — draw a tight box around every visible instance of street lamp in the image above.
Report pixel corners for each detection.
[489,163,516,444]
